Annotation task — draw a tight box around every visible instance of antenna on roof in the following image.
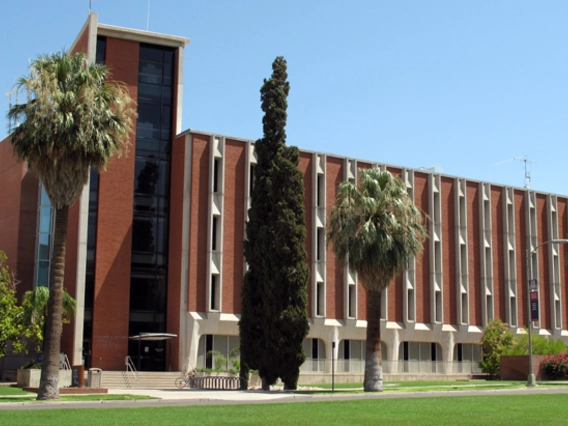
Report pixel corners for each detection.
[89,0,92,14]
[492,154,536,189]
[147,0,150,31]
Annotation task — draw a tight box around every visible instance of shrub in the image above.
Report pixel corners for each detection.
[20,360,41,370]
[479,318,514,379]
[502,330,567,356]
[541,353,568,380]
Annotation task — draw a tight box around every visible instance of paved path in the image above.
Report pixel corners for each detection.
[2,386,568,410]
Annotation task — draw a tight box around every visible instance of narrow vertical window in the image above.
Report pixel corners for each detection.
[316,174,324,207]
[205,335,213,369]
[348,285,356,318]
[316,228,324,261]
[407,289,415,322]
[435,291,442,323]
[211,216,217,251]
[510,297,517,327]
[249,164,255,194]
[311,339,318,359]
[213,159,220,193]
[316,283,324,316]
[461,293,468,324]
[210,275,218,310]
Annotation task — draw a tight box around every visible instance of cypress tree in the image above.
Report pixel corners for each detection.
[239,57,309,390]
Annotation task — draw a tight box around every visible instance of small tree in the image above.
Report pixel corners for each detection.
[0,251,45,357]
[479,318,514,379]
[239,57,309,390]
[0,251,27,357]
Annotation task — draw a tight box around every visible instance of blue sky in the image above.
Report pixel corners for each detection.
[2,1,567,195]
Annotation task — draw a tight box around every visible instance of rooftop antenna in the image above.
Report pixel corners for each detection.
[147,0,150,31]
[89,0,92,14]
[492,154,536,189]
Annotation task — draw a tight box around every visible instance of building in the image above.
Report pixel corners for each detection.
[2,13,568,379]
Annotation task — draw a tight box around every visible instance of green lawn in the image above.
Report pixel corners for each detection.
[0,394,155,403]
[1,394,568,425]
[308,380,559,392]
[0,386,34,396]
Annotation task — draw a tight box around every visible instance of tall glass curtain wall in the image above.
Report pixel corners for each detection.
[83,36,107,369]
[128,44,174,371]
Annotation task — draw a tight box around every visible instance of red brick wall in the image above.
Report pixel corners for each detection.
[168,133,187,369]
[500,355,548,380]
[91,37,139,370]
[188,134,210,313]
[467,182,482,326]
[298,153,313,316]
[222,139,246,314]
[536,194,550,329]
[0,138,38,293]
[491,187,507,321]
[71,21,90,55]
[355,162,373,321]
[386,168,404,322]
[414,172,430,324]
[60,199,81,359]
[441,177,456,325]
[559,199,568,330]
[325,157,343,319]
[514,190,528,327]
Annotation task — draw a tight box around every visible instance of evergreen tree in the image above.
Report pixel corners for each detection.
[239,57,309,390]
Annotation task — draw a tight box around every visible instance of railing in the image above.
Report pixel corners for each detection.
[301,358,483,374]
[125,356,139,381]
[59,353,71,370]
[193,375,241,390]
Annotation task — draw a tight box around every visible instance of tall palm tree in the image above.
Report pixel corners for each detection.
[328,168,426,392]
[7,51,134,400]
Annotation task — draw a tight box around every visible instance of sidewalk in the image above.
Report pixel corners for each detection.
[107,388,304,402]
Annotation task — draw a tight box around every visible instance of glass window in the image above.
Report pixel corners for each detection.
[37,261,49,287]
[40,208,52,233]
[38,234,50,260]
[139,61,163,85]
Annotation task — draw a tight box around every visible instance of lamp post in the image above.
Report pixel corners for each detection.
[526,238,568,387]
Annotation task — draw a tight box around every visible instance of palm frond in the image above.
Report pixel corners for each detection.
[328,167,427,292]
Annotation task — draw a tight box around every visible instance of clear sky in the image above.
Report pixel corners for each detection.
[2,1,567,195]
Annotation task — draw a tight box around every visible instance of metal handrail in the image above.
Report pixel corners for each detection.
[59,353,71,370]
[125,356,139,381]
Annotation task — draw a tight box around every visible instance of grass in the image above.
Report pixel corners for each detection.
[0,386,35,396]
[1,394,568,425]
[304,380,560,393]
[0,393,155,403]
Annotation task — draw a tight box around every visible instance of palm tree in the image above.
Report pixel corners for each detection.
[7,51,134,400]
[328,168,426,392]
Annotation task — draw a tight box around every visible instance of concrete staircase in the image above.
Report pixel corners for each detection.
[100,371,183,389]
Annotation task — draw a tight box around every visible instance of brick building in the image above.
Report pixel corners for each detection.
[2,14,568,378]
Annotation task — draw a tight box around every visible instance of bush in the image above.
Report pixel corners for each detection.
[20,360,41,369]
[541,353,568,380]
[479,319,514,379]
[502,330,567,356]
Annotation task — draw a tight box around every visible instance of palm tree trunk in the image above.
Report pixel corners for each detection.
[364,289,383,392]
[37,205,68,400]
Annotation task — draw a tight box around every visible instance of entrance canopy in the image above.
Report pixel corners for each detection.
[129,333,178,371]
[129,333,177,341]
